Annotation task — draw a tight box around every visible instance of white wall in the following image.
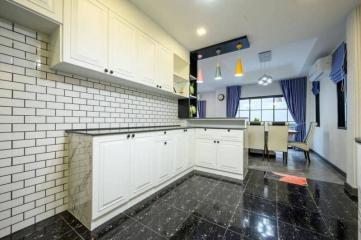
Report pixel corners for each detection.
[241,82,282,98]
[307,5,361,188]
[306,78,348,172]
[199,82,282,118]
[199,88,227,118]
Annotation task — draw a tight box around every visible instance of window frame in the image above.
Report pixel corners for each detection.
[237,95,294,122]
[336,81,347,129]
[315,93,320,127]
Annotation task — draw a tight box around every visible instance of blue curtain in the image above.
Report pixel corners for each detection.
[280,77,307,142]
[226,85,241,118]
[312,81,320,95]
[197,101,206,118]
[330,42,347,84]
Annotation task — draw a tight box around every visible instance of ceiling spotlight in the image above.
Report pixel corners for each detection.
[196,27,207,36]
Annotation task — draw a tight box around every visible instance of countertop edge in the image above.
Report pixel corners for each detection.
[355,137,361,144]
[66,126,246,136]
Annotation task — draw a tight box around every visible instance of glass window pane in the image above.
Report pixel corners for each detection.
[250,110,261,121]
[250,99,261,110]
[238,111,249,118]
[262,110,273,121]
[275,110,288,121]
[262,98,274,110]
[274,97,287,109]
[288,110,294,122]
[238,100,250,111]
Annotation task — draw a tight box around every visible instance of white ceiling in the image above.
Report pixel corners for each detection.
[130,0,360,92]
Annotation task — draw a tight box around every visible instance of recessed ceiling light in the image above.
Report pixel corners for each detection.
[196,27,207,36]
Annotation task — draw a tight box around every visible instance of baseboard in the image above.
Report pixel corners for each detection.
[309,149,346,177]
[344,182,358,201]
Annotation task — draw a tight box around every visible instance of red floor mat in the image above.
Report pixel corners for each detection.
[267,172,307,186]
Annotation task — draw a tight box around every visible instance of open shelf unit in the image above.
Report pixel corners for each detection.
[178,50,198,118]
[173,54,190,99]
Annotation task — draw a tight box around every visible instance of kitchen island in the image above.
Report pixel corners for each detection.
[67,121,247,230]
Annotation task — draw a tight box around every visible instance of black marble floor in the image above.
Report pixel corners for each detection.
[2,170,358,240]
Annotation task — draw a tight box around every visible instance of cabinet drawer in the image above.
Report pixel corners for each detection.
[195,128,244,142]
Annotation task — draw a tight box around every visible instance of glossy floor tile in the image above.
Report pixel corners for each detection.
[248,150,346,184]
[2,170,357,240]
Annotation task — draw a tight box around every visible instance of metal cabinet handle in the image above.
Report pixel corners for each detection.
[217,141,220,144]
[126,134,130,139]
[164,141,167,145]
[164,131,167,134]
[214,140,216,143]
[104,68,108,73]
[131,134,135,138]
[227,129,230,132]
[110,70,114,74]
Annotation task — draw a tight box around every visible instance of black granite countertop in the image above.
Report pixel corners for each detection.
[66,125,246,136]
[355,138,361,144]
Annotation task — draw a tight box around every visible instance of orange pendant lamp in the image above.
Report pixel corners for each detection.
[235,43,244,77]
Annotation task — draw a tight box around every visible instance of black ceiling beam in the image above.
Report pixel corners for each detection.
[190,35,250,59]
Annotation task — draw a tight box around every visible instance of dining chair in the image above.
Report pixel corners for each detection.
[247,122,266,160]
[267,124,289,164]
[288,122,317,164]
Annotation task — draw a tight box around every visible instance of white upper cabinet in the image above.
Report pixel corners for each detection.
[11,0,63,23]
[51,0,188,96]
[93,136,131,219]
[64,0,108,72]
[130,133,155,197]
[108,12,136,81]
[136,31,157,86]
[157,44,174,92]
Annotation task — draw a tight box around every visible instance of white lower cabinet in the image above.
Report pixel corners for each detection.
[156,134,176,184]
[93,135,131,219]
[69,128,246,230]
[175,130,190,174]
[217,140,243,173]
[195,129,245,175]
[195,138,218,169]
[130,133,156,198]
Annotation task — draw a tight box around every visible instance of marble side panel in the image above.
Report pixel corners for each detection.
[68,133,93,229]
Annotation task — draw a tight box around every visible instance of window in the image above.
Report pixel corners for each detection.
[237,96,294,122]
[315,94,320,127]
[337,81,347,129]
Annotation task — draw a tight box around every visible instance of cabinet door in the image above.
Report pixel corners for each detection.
[136,31,157,86]
[12,0,63,23]
[109,12,136,81]
[175,132,186,174]
[93,136,130,218]
[216,140,243,173]
[195,138,217,169]
[156,137,175,184]
[64,0,108,72]
[130,134,155,197]
[157,44,173,92]
[185,130,194,169]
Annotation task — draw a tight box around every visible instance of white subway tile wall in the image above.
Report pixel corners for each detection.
[0,18,179,237]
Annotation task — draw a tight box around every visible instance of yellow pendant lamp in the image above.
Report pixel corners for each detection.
[235,43,244,77]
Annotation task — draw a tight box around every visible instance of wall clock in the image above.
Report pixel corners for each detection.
[217,94,225,101]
